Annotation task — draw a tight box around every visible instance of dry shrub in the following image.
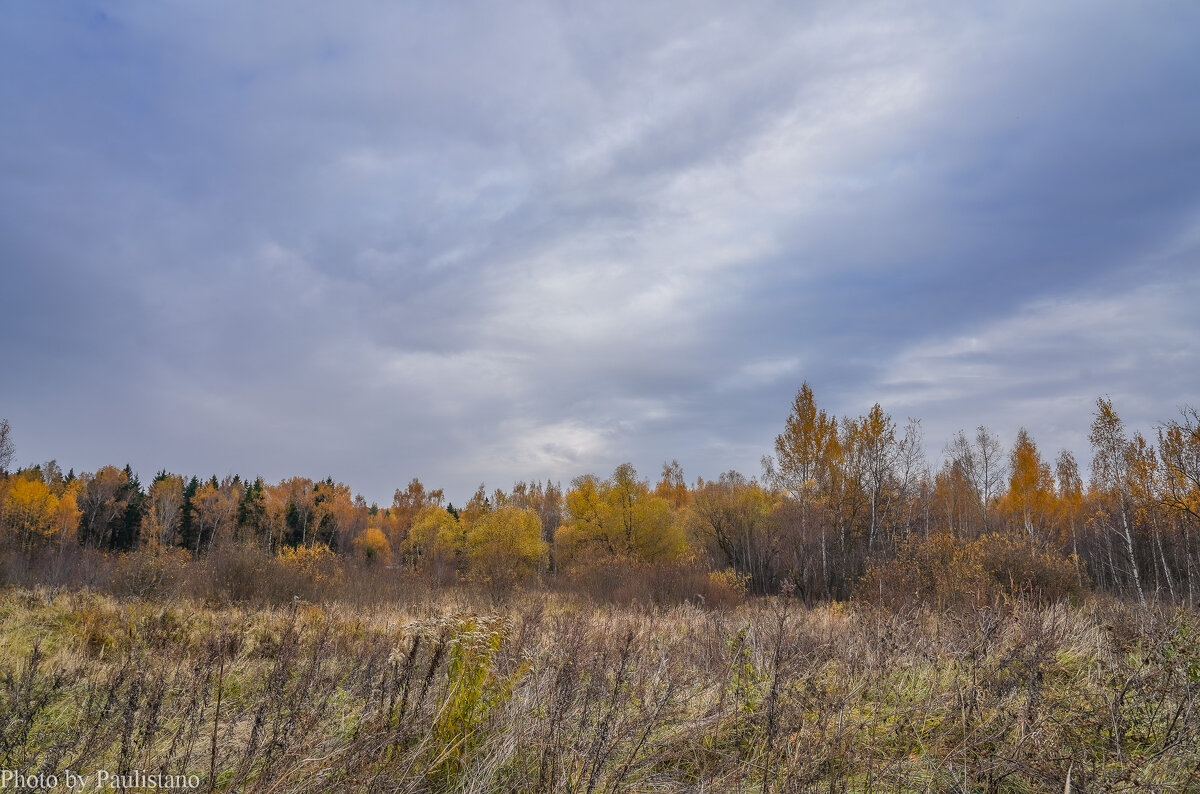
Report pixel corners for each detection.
[193,542,274,604]
[561,557,747,608]
[859,531,1084,609]
[707,568,752,604]
[972,532,1084,602]
[191,543,345,605]
[277,544,342,590]
[107,545,189,598]
[0,548,14,587]
[266,544,343,604]
[0,544,110,592]
[337,561,434,605]
[858,532,995,609]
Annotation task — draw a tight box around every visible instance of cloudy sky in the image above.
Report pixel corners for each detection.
[2,2,1198,504]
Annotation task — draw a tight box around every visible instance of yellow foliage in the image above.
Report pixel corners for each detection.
[1002,428,1057,541]
[5,476,60,548]
[54,487,80,545]
[278,544,341,587]
[558,464,687,567]
[708,568,750,596]
[464,505,547,587]
[654,460,690,509]
[409,505,462,564]
[353,526,392,565]
[773,382,841,499]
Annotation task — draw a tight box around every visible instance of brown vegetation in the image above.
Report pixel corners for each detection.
[2,587,1199,792]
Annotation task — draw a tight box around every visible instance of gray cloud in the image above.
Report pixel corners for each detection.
[2,1,1198,503]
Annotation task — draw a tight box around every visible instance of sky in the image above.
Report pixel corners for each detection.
[2,2,1198,506]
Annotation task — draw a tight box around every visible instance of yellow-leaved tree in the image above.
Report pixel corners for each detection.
[464,505,546,589]
[766,382,841,592]
[408,505,462,573]
[142,474,184,547]
[556,463,687,567]
[687,471,776,593]
[312,480,361,551]
[2,472,77,550]
[192,477,242,554]
[5,475,58,549]
[54,479,81,547]
[352,526,392,565]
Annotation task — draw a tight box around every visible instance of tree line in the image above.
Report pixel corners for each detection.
[0,387,1198,603]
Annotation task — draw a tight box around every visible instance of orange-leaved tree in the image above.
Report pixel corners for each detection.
[1002,428,1056,543]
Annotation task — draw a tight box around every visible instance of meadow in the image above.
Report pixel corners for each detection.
[3,581,1199,793]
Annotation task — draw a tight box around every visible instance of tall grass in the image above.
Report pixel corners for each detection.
[1,586,1199,792]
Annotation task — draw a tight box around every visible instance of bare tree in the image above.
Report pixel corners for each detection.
[895,418,929,538]
[0,418,13,472]
[944,426,1006,532]
[1090,397,1146,607]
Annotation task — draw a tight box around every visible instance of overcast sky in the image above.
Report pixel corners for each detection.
[2,2,1198,505]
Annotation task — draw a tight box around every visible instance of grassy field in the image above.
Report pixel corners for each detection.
[1,586,1199,792]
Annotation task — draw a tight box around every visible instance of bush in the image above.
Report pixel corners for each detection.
[857,531,1085,609]
[276,544,343,600]
[194,543,274,605]
[972,532,1084,602]
[560,557,747,608]
[857,533,995,609]
[189,543,345,606]
[108,546,188,598]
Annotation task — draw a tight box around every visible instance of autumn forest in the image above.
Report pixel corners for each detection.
[2,384,1198,609]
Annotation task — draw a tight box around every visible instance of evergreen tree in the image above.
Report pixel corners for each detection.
[179,475,201,551]
[238,477,267,543]
[107,465,145,550]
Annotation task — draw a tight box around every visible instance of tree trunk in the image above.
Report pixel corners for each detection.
[1120,503,1146,608]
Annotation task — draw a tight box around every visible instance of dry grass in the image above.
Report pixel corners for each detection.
[1,585,1199,792]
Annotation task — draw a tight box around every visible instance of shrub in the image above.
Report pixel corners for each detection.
[972,532,1084,602]
[277,543,342,598]
[195,542,274,604]
[560,557,747,608]
[858,531,1085,609]
[108,546,188,598]
[857,533,995,609]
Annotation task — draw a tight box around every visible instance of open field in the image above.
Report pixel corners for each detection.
[2,587,1199,793]
[5,1,1199,790]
